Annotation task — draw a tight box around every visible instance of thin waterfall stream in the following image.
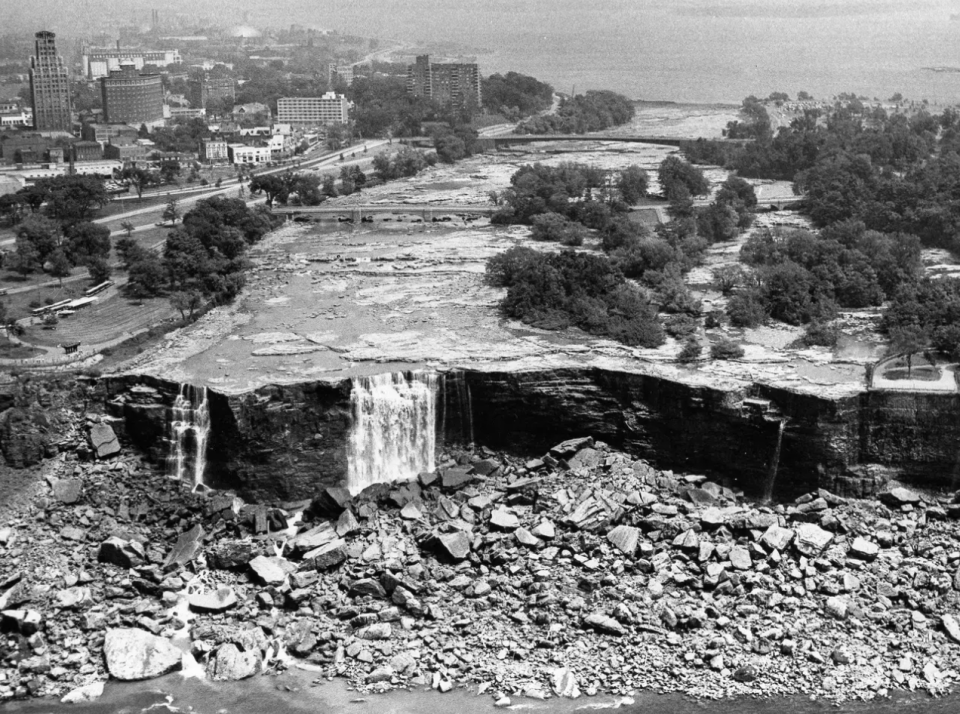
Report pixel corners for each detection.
[763,417,788,502]
[167,384,210,490]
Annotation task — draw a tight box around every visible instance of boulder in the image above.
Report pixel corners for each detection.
[56,587,92,610]
[400,502,423,520]
[489,507,519,530]
[941,613,960,644]
[532,520,555,540]
[310,487,352,519]
[437,532,471,561]
[607,525,640,557]
[760,524,794,552]
[825,596,848,620]
[336,509,361,536]
[208,643,259,681]
[103,628,182,681]
[732,665,757,682]
[60,682,105,704]
[584,612,625,636]
[288,522,338,555]
[441,467,474,491]
[89,423,120,458]
[880,487,921,508]
[248,556,288,585]
[207,541,260,570]
[163,525,204,570]
[52,478,82,504]
[303,538,347,570]
[549,437,594,459]
[551,667,581,698]
[515,527,540,548]
[793,523,833,556]
[357,623,391,640]
[729,546,752,571]
[188,587,237,613]
[349,578,386,599]
[98,537,145,569]
[470,458,500,476]
[848,537,879,561]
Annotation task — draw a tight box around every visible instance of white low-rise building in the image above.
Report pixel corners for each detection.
[228,144,271,165]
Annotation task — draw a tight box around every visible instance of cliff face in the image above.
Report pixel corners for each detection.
[95,369,960,503]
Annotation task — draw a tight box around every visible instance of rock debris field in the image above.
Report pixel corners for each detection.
[2,431,960,705]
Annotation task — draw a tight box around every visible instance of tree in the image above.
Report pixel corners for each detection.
[658,156,709,200]
[65,222,111,265]
[86,256,112,285]
[249,174,291,207]
[9,234,40,279]
[47,248,72,287]
[120,167,159,201]
[888,324,929,378]
[171,290,204,320]
[37,175,109,224]
[618,165,649,205]
[712,265,745,295]
[126,253,166,298]
[162,199,181,225]
[159,160,182,185]
[16,214,62,263]
[121,221,136,238]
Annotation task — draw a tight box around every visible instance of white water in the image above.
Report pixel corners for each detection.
[346,371,438,495]
[168,384,211,490]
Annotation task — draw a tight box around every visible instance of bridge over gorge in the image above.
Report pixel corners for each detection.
[272,204,500,221]
[272,194,803,223]
[399,135,754,150]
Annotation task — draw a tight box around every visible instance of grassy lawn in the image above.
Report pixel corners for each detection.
[19,292,176,348]
[0,278,88,321]
[0,336,43,359]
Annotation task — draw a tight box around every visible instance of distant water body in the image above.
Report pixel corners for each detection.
[284,0,960,104]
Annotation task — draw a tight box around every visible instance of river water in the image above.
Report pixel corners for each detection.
[2,668,958,714]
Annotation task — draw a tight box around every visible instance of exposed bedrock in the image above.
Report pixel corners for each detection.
[99,368,960,503]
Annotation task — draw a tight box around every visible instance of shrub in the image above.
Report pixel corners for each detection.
[28,300,41,309]
[711,337,745,360]
[678,337,703,363]
[800,321,840,347]
[704,310,724,329]
[664,314,699,339]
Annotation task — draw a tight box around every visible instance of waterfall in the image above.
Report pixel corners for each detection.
[346,371,438,495]
[167,384,211,490]
[763,418,788,502]
[442,371,474,446]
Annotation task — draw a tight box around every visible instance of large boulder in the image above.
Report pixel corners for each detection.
[207,643,259,681]
[89,423,121,458]
[793,523,833,556]
[98,537,145,569]
[163,525,204,570]
[607,525,640,557]
[188,587,237,613]
[103,628,182,681]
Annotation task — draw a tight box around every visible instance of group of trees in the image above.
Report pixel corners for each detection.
[121,197,280,312]
[249,172,325,207]
[516,90,635,135]
[486,246,664,347]
[485,156,760,350]
[723,221,923,332]
[0,175,113,288]
[490,161,647,226]
[481,72,554,121]
[881,278,960,361]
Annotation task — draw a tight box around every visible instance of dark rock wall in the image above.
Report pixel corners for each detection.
[93,369,960,503]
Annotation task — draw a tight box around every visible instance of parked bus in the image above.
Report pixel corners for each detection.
[31,299,72,317]
[84,280,113,297]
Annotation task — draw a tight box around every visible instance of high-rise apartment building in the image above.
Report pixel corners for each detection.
[277,93,349,126]
[187,73,235,109]
[29,31,73,132]
[101,64,164,125]
[406,55,481,110]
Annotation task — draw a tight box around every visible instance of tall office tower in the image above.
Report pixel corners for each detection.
[29,31,73,132]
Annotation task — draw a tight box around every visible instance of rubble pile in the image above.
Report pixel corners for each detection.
[2,432,960,704]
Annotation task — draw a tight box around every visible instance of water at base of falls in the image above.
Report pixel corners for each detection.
[167,384,211,489]
[346,371,438,495]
